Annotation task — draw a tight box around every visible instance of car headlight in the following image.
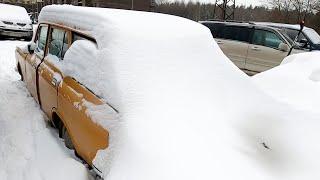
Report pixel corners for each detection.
[2,21,13,25]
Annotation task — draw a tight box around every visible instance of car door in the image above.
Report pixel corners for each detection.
[245,29,288,73]
[25,24,48,104]
[56,33,109,164]
[215,25,250,70]
[38,26,70,118]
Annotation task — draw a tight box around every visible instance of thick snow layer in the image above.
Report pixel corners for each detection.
[39,5,320,180]
[0,41,90,180]
[253,52,320,114]
[0,3,31,24]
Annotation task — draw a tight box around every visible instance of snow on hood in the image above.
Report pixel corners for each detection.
[40,5,320,180]
[0,3,31,24]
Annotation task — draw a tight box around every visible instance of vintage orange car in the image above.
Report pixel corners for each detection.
[15,22,114,176]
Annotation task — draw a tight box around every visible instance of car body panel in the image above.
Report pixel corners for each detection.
[57,77,109,164]
[15,48,28,79]
[216,38,249,69]
[245,44,288,72]
[25,53,42,104]
[38,58,61,117]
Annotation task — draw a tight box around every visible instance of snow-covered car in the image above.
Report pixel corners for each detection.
[0,3,33,41]
[14,5,320,180]
[16,15,111,179]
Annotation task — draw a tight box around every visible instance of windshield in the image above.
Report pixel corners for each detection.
[304,29,320,44]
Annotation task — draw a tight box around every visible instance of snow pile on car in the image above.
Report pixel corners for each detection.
[39,5,320,180]
[253,51,320,114]
[0,3,31,24]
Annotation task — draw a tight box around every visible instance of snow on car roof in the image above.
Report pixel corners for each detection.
[39,5,205,44]
[0,3,31,23]
[39,5,320,180]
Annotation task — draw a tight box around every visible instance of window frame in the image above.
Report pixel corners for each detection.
[34,24,49,57]
[251,28,286,50]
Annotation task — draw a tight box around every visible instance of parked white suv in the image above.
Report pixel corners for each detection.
[200,20,305,75]
[0,3,33,41]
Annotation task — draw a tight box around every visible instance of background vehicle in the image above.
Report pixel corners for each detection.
[255,22,320,51]
[200,20,304,75]
[0,3,33,41]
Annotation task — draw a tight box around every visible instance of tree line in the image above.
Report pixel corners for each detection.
[154,0,320,33]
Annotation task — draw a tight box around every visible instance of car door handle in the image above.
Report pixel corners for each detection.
[251,46,260,51]
[51,77,58,87]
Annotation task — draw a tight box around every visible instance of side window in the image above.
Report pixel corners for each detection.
[221,26,250,42]
[35,25,48,53]
[48,28,69,60]
[221,26,236,41]
[203,23,225,38]
[252,30,284,49]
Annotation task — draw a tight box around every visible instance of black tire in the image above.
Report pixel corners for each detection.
[62,125,74,150]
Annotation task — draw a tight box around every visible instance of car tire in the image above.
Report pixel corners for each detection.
[62,125,74,150]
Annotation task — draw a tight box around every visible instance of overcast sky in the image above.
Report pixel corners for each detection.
[167,0,266,7]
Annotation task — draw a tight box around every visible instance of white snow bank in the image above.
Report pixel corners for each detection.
[253,51,320,114]
[0,3,31,24]
[39,5,320,180]
[0,41,90,180]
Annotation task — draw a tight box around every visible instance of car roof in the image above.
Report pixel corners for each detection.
[253,22,312,31]
[199,20,281,31]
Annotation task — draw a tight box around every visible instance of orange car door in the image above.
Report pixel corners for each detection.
[25,24,48,104]
[56,33,109,164]
[38,27,70,118]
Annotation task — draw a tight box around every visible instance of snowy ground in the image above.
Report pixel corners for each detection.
[0,40,90,180]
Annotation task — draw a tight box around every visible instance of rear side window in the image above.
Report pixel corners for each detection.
[35,25,48,53]
[48,28,69,60]
[72,32,95,43]
[221,26,250,42]
[203,23,225,38]
[252,30,284,49]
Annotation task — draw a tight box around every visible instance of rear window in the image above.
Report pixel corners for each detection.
[221,26,250,42]
[72,32,96,44]
[202,23,225,38]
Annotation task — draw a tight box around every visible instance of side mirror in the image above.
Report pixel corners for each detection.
[27,42,36,54]
[299,38,308,44]
[279,43,289,52]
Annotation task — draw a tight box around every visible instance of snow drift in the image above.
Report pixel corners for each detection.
[253,51,320,114]
[39,5,320,180]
